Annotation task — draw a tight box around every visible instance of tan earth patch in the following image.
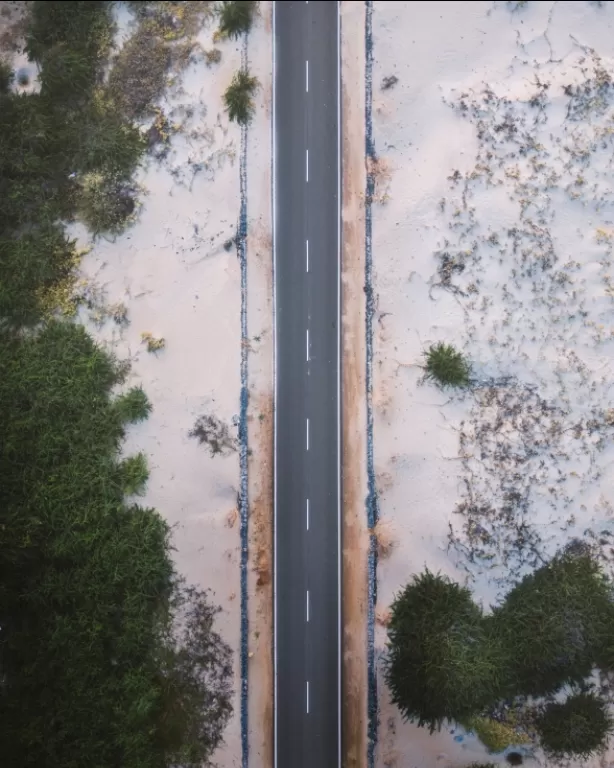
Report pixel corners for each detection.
[341,2,369,767]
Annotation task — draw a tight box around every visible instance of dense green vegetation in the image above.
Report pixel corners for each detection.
[0,1,144,325]
[0,2,233,765]
[385,550,614,757]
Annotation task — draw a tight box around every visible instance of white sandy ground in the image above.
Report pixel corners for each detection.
[370,1,614,766]
[66,4,273,766]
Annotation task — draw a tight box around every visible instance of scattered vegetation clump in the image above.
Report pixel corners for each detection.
[384,570,504,732]
[223,68,259,125]
[217,1,258,39]
[78,171,139,234]
[424,342,471,388]
[205,47,222,66]
[189,414,237,456]
[381,74,398,90]
[536,693,613,760]
[141,331,166,352]
[107,24,171,120]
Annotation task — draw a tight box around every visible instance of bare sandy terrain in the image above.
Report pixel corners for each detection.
[369,1,614,766]
[68,3,273,765]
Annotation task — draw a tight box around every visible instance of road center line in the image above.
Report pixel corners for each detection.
[306,60,309,92]
[306,590,310,622]
[306,681,310,714]
[306,498,309,530]
[306,328,309,361]
[306,149,309,183]
[306,418,309,451]
[306,239,309,272]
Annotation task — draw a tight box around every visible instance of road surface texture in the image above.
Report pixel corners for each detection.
[273,2,340,767]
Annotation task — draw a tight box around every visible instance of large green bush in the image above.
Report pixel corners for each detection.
[492,551,614,697]
[536,692,613,760]
[386,552,614,757]
[384,570,504,732]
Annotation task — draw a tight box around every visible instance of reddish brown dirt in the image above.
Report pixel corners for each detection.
[340,3,369,767]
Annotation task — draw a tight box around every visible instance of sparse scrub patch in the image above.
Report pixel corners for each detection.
[217,1,258,39]
[189,414,237,456]
[467,717,530,754]
[381,74,398,91]
[536,693,613,760]
[78,171,139,234]
[424,342,470,388]
[224,68,259,125]
[205,47,222,65]
[141,331,166,352]
[107,24,171,120]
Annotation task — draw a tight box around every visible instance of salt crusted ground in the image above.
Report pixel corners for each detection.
[371,1,614,766]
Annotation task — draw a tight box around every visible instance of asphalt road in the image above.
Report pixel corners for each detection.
[273,2,340,767]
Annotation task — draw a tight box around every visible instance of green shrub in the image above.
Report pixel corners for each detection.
[224,68,259,125]
[384,570,504,732]
[113,386,152,424]
[218,1,258,39]
[424,342,471,387]
[536,693,613,759]
[117,452,149,495]
[492,551,614,697]
[78,171,138,234]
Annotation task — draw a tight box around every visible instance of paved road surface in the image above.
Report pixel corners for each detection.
[273,2,340,767]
